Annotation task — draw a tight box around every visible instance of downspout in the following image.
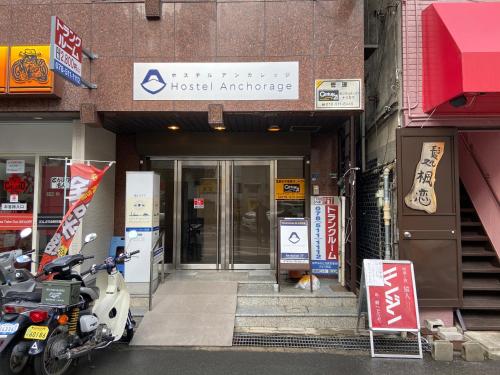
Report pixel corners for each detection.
[383,165,393,259]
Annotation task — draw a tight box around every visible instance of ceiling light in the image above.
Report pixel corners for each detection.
[33,116,44,120]
[167,124,180,130]
[213,125,226,131]
[267,125,280,132]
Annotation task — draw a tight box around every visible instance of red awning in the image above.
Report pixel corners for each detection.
[423,3,500,114]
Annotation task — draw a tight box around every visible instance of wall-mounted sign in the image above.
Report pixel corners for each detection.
[1,203,27,211]
[194,198,204,209]
[0,213,33,230]
[8,45,54,94]
[37,214,63,228]
[311,196,343,275]
[50,16,82,86]
[133,62,299,101]
[6,160,25,174]
[0,46,7,94]
[404,142,445,214]
[3,175,27,195]
[315,79,362,110]
[275,179,305,200]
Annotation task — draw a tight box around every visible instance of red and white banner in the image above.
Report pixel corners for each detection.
[364,260,419,331]
[38,163,110,271]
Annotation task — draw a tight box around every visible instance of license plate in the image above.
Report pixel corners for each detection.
[24,326,49,340]
[0,322,19,335]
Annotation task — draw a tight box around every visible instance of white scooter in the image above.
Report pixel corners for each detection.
[4,231,141,375]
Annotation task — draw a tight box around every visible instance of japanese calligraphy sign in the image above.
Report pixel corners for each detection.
[275,179,305,200]
[404,142,445,214]
[133,62,299,101]
[38,163,110,271]
[311,196,342,275]
[363,260,419,331]
[50,16,82,86]
[315,79,362,110]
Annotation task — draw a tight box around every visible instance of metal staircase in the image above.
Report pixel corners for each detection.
[460,184,500,331]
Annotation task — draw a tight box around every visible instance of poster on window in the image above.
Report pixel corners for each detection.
[38,163,111,271]
[311,196,344,275]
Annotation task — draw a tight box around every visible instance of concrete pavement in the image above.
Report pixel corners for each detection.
[69,345,500,375]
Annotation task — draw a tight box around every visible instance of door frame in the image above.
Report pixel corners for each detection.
[171,158,277,270]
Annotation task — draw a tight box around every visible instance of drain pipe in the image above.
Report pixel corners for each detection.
[383,166,393,260]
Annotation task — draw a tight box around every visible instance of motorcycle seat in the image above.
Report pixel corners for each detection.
[2,290,42,302]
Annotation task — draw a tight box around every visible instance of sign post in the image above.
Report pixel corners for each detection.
[277,218,313,293]
[358,259,422,359]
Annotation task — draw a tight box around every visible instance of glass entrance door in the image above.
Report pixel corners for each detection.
[175,160,274,270]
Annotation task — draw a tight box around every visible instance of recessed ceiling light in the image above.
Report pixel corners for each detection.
[213,125,226,131]
[167,124,180,130]
[267,125,280,132]
[33,116,44,120]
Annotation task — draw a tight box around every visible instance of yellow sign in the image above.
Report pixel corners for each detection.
[0,46,8,94]
[9,45,54,93]
[24,325,49,340]
[275,179,305,200]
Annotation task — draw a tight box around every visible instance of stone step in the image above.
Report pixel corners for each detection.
[237,283,357,308]
[235,305,359,330]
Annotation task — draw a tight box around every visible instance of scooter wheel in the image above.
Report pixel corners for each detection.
[0,346,29,375]
[33,329,72,375]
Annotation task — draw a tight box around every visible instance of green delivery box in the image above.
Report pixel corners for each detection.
[41,280,81,305]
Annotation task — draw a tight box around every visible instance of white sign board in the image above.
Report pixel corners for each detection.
[315,79,362,110]
[279,219,309,264]
[6,160,25,174]
[50,177,70,189]
[1,203,27,211]
[125,172,160,289]
[133,62,299,101]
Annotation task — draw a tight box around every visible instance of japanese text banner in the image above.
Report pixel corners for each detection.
[38,163,110,271]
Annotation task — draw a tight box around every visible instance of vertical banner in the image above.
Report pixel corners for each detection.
[311,196,343,275]
[38,163,110,270]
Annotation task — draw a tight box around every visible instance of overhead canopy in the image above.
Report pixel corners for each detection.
[423,3,500,114]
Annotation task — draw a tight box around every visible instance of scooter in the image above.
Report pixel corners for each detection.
[0,232,98,375]
[5,231,140,375]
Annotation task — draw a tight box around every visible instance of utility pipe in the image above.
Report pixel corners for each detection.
[383,165,393,260]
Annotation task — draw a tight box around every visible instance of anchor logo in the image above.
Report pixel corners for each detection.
[141,69,166,94]
[288,232,300,244]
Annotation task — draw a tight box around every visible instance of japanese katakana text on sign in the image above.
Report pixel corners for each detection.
[404,142,445,214]
[50,16,82,86]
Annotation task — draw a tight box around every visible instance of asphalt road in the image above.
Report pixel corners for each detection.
[64,345,500,375]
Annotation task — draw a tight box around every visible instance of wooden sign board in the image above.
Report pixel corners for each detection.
[358,259,422,359]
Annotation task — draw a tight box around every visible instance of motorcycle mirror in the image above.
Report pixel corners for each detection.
[128,230,138,240]
[15,255,32,264]
[20,228,32,239]
[84,233,97,244]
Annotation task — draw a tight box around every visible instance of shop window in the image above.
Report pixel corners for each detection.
[276,160,305,218]
[149,160,175,263]
[37,157,71,262]
[0,157,35,253]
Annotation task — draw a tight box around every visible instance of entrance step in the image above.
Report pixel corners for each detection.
[235,279,359,334]
[237,283,357,308]
[235,305,358,331]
